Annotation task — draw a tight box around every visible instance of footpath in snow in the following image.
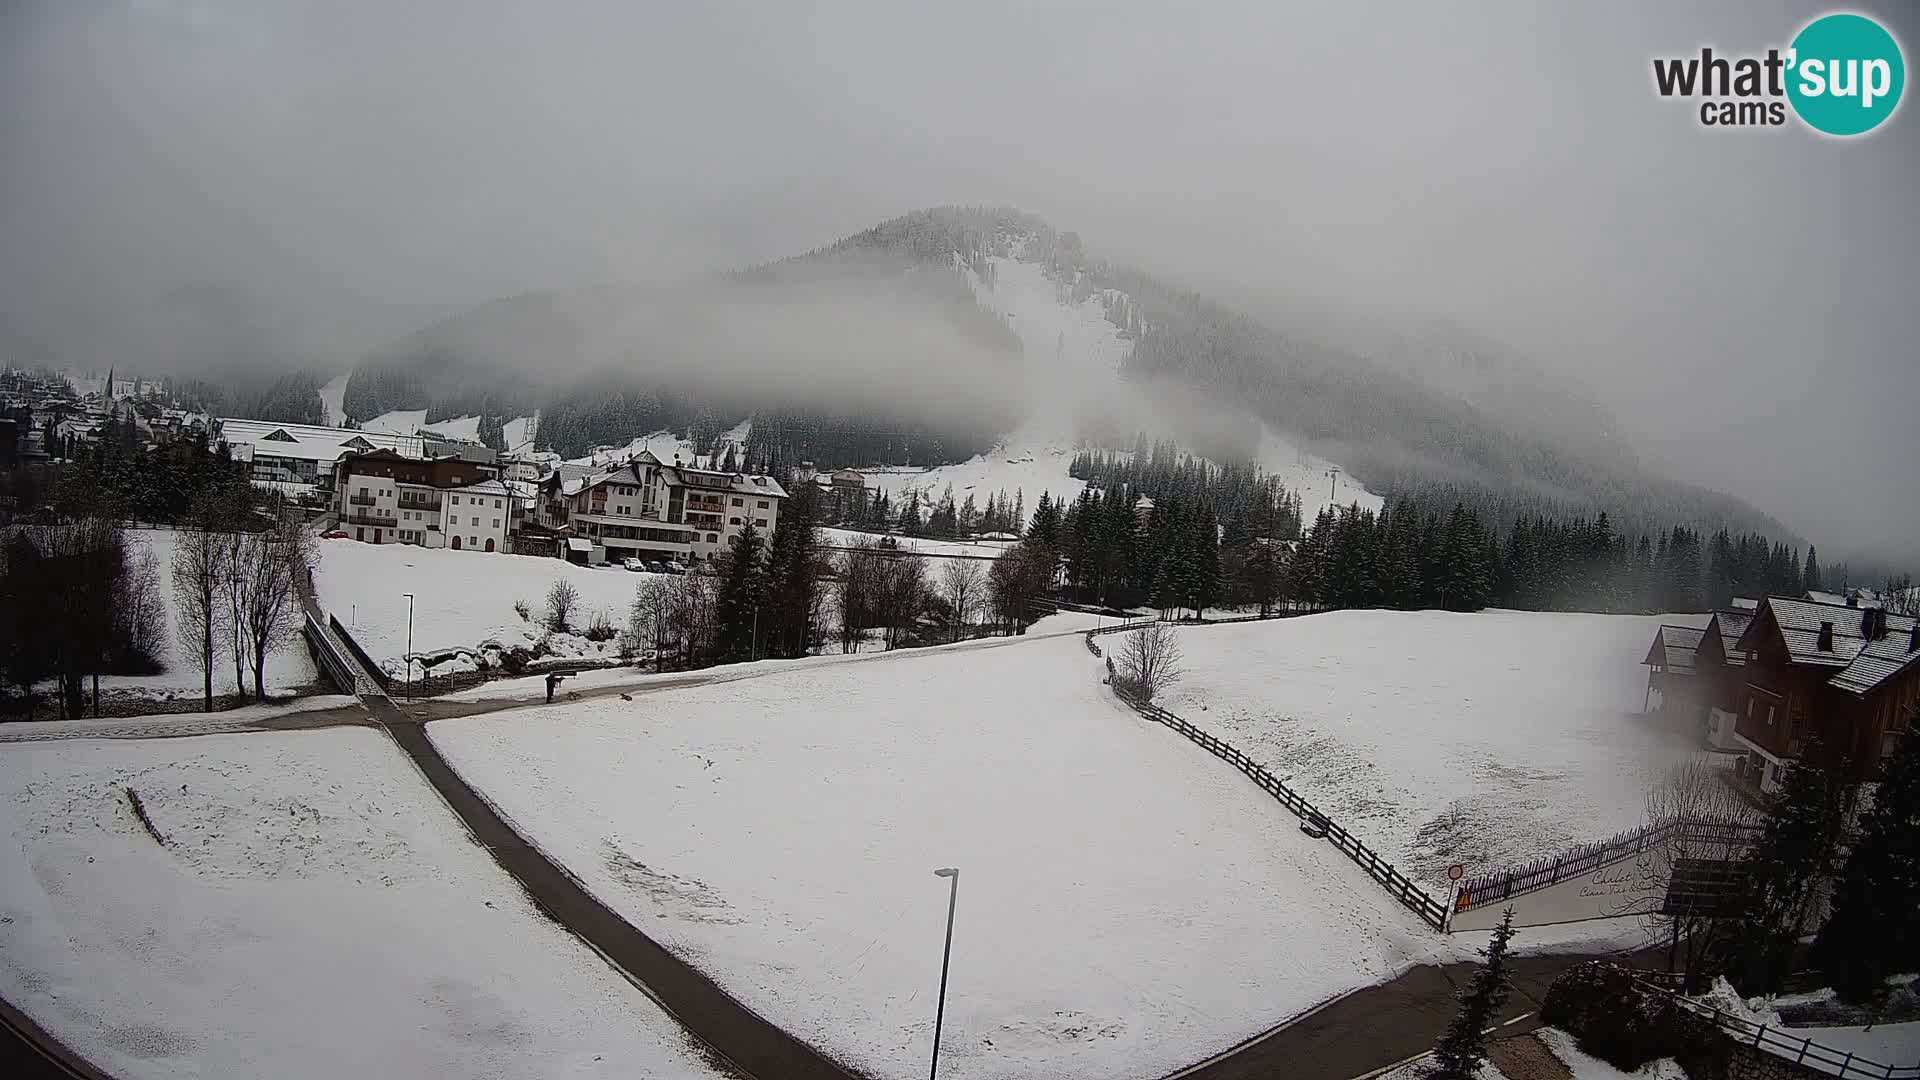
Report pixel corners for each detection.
[431,633,1448,1080]
[1162,609,1709,888]
[0,728,726,1080]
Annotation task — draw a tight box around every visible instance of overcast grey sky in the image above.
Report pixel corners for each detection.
[2,1,1915,561]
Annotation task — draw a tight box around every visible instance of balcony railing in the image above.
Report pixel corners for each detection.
[398,497,443,511]
[344,511,396,527]
[349,493,377,506]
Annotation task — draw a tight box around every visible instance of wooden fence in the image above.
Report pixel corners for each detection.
[1639,980,1919,1079]
[1456,817,1765,913]
[1089,622,1448,930]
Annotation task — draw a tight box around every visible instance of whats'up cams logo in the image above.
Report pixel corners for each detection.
[1653,11,1905,136]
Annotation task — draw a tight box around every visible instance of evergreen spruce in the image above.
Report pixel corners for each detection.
[713,521,765,662]
[1432,909,1517,1078]
[1813,710,1919,1003]
[1719,739,1851,994]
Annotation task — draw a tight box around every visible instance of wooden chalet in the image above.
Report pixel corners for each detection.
[1713,595,1920,794]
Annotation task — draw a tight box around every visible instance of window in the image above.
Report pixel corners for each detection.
[491,519,500,528]
[469,536,477,547]
[731,497,743,506]
[1766,705,1776,726]
[757,500,768,509]
[729,517,741,525]
[755,519,767,529]
[452,495,461,505]
[471,516,480,526]
[706,533,718,543]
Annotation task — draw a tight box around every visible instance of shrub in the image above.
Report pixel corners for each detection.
[584,609,618,642]
[1541,962,1688,1071]
[513,598,531,622]
[545,579,579,632]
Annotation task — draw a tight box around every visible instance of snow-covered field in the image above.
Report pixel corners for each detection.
[313,539,651,675]
[0,728,723,1080]
[94,529,318,700]
[432,633,1446,1080]
[1161,609,1709,886]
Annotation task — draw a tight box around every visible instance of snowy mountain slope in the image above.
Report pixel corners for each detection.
[871,246,1376,525]
[318,371,349,426]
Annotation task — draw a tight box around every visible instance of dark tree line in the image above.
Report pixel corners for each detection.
[45,416,258,524]
[2,519,167,720]
[1069,437,1304,543]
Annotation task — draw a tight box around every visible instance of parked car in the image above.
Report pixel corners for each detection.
[321,529,350,539]
[622,558,647,572]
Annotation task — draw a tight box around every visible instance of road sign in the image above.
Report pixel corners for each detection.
[1447,863,1465,882]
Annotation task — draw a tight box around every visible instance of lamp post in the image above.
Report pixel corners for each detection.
[401,592,415,703]
[929,867,960,1080]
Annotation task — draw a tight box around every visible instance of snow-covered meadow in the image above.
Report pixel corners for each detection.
[0,728,723,1080]
[431,633,1447,1080]
[1160,609,1710,886]
[312,538,654,676]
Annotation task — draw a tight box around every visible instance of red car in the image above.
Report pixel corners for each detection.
[321,529,351,539]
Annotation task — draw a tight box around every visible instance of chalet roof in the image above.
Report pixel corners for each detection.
[1828,632,1920,697]
[1707,608,1755,667]
[1643,625,1705,674]
[1738,595,1918,674]
[219,417,421,462]
[448,478,512,498]
[553,451,788,501]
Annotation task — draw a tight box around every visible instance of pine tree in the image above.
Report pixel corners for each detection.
[1432,909,1517,1078]
[1803,546,1822,595]
[1813,710,1919,1003]
[759,486,821,659]
[713,521,765,662]
[1719,739,1851,994]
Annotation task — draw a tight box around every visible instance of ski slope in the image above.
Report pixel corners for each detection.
[0,728,724,1080]
[1162,609,1709,886]
[872,252,1374,528]
[317,372,349,427]
[432,633,1447,1080]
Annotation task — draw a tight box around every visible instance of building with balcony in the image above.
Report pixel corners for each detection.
[1695,595,1920,795]
[536,450,787,565]
[335,448,511,551]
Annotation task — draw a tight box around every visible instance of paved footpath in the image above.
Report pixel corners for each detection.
[1167,946,1665,1080]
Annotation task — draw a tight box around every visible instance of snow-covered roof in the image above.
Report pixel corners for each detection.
[1642,625,1705,674]
[1737,595,1920,697]
[1828,630,1920,696]
[219,418,423,463]
[449,478,512,497]
[566,538,592,552]
[1704,608,1755,668]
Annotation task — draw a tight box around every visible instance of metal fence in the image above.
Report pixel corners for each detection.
[1643,981,1919,1079]
[303,611,361,697]
[327,615,392,691]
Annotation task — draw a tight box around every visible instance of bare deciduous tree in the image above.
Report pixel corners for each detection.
[1115,622,1183,701]
[172,506,232,712]
[940,559,983,642]
[1626,759,1760,986]
[546,578,580,632]
[232,519,312,701]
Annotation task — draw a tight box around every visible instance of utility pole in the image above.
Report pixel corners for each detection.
[1326,467,1340,506]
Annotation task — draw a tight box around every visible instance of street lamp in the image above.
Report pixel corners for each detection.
[401,592,415,703]
[929,867,960,1080]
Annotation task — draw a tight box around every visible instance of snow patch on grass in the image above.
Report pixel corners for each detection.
[432,634,1448,1080]
[0,728,724,1080]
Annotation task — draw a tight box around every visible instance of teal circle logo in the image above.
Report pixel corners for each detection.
[1787,13,1905,136]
